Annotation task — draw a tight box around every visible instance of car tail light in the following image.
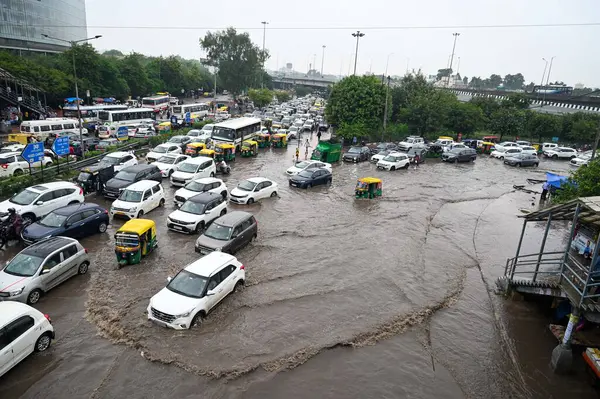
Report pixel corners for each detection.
[84,248,88,254]
[44,314,52,324]
[0,164,8,169]
[103,209,108,214]
[79,187,83,195]
[240,264,245,270]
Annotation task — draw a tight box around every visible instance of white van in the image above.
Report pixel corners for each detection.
[21,118,87,141]
[170,156,216,187]
[541,142,558,152]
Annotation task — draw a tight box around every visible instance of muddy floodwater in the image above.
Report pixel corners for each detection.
[0,134,597,398]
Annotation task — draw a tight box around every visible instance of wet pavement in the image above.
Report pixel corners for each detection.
[0,134,597,398]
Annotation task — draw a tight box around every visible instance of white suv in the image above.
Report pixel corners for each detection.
[174,177,228,207]
[110,180,165,219]
[147,251,245,329]
[0,302,55,378]
[98,151,138,172]
[544,147,578,159]
[170,156,216,187]
[0,152,53,177]
[167,192,228,234]
[0,181,84,224]
[377,152,410,170]
[398,136,424,152]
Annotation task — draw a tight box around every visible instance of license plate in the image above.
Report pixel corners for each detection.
[173,225,183,231]
[291,183,297,187]
[115,212,125,215]
[200,249,208,254]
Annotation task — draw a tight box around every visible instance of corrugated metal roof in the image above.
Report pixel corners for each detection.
[0,67,42,92]
[521,196,600,226]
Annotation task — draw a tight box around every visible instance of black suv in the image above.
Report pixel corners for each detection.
[103,164,162,198]
[195,211,258,255]
[342,146,371,162]
[441,148,477,163]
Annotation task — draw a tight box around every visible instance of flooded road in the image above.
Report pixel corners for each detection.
[1,134,597,398]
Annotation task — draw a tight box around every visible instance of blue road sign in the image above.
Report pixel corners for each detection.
[171,116,178,125]
[185,112,191,123]
[552,136,559,143]
[21,142,45,163]
[117,126,128,140]
[52,136,70,156]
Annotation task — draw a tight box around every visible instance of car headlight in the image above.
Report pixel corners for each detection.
[129,207,137,212]
[10,287,24,296]
[175,309,194,318]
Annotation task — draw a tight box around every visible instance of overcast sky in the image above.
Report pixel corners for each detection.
[86,0,600,86]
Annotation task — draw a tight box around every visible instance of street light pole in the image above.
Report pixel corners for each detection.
[351,31,365,76]
[320,45,326,77]
[539,58,549,104]
[42,34,102,159]
[545,56,556,86]
[382,76,391,141]
[261,21,269,88]
[385,53,394,77]
[447,32,460,87]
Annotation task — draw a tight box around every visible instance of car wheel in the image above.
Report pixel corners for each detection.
[98,222,107,233]
[535,163,539,167]
[220,208,227,216]
[270,191,278,197]
[453,158,458,163]
[471,157,476,162]
[78,261,89,275]
[517,163,521,167]
[570,155,576,159]
[327,178,332,184]
[159,198,165,207]
[137,210,144,218]
[234,280,244,293]
[247,198,254,205]
[306,183,312,189]
[190,312,204,328]
[27,289,42,305]
[13,169,23,176]
[35,333,52,352]
[390,166,395,171]
[22,213,35,225]
[221,191,227,199]
[195,221,205,234]
[404,163,410,169]
[499,156,504,160]
[168,170,174,177]
[210,172,215,177]
[552,154,558,159]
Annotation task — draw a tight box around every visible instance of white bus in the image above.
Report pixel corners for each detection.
[171,103,209,120]
[63,104,127,128]
[141,94,170,112]
[211,117,262,150]
[97,108,155,139]
[20,118,88,140]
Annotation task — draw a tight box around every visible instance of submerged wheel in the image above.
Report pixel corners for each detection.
[270,191,278,197]
[247,198,254,205]
[34,333,52,352]
[220,208,227,216]
[190,312,204,328]
[159,198,165,207]
[137,210,144,218]
[98,221,107,233]
[390,166,395,171]
[195,221,205,234]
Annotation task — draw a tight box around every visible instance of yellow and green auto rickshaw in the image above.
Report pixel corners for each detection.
[256,133,271,148]
[241,140,258,157]
[215,143,236,162]
[199,148,216,159]
[480,141,496,155]
[114,219,157,268]
[355,177,383,199]
[271,133,288,148]
[157,121,171,133]
[185,142,206,157]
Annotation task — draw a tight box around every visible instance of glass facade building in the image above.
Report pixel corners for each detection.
[0,0,88,52]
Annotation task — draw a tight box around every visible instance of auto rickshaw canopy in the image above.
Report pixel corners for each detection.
[358,177,382,185]
[243,139,258,147]
[216,143,235,150]
[186,142,206,150]
[438,136,454,141]
[200,148,215,156]
[116,219,156,237]
[272,133,287,140]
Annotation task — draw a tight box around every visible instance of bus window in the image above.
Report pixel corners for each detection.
[34,126,40,133]
[51,124,63,131]
[40,125,51,132]
[64,123,75,129]
[172,106,182,114]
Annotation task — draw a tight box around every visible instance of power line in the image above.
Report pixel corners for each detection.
[14,22,600,31]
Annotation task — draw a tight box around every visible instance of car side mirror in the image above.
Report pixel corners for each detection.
[206,290,215,297]
[205,209,211,214]
[41,268,51,275]
[167,276,172,282]
[36,201,44,205]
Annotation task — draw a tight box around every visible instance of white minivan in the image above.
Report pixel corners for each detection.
[110,180,165,219]
[170,156,216,187]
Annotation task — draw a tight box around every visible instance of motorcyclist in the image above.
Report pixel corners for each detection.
[6,208,23,238]
[217,160,230,174]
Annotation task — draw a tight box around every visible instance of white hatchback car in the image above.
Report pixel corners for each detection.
[229,177,278,205]
[170,156,216,187]
[520,146,538,155]
[174,177,228,207]
[167,192,228,234]
[147,251,245,330]
[377,152,410,170]
[0,181,84,224]
[491,147,522,160]
[151,154,189,178]
[286,160,332,176]
[146,143,182,163]
[0,302,55,378]
[110,180,165,219]
[98,151,138,172]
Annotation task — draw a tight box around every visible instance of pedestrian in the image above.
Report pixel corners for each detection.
[541,182,549,202]
[352,136,357,145]
[317,130,322,141]
[305,138,310,148]
[414,153,420,169]
[167,110,171,119]
[305,146,309,160]
[295,147,300,163]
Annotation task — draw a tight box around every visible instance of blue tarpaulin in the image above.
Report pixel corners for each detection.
[546,172,569,188]
[64,97,82,103]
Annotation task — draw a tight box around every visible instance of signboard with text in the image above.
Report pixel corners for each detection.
[21,142,45,163]
[117,126,128,141]
[52,136,70,156]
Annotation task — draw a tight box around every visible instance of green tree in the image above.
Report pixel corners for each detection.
[436,68,452,81]
[489,108,526,140]
[469,96,500,120]
[274,90,291,103]
[200,28,268,95]
[447,102,484,135]
[469,76,484,89]
[325,75,385,133]
[503,73,525,90]
[248,88,273,108]
[118,53,152,97]
[488,74,503,88]
[102,49,124,57]
[501,93,531,109]
[553,158,600,203]
[527,112,561,143]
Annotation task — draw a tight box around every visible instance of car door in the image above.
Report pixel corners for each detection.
[204,272,224,311]
[61,244,80,279]
[229,223,244,253]
[169,145,179,154]
[0,326,14,376]
[63,212,84,238]
[238,218,255,249]
[39,251,66,290]
[81,209,100,235]
[35,190,58,218]
[219,264,238,295]
[313,170,324,185]
[141,189,152,213]
[4,316,35,368]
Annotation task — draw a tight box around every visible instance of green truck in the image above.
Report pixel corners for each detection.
[311,140,342,163]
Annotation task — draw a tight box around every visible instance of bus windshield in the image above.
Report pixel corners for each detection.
[142,99,156,106]
[212,127,235,141]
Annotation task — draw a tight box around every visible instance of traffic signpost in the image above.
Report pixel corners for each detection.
[185,112,191,124]
[52,136,70,174]
[117,126,128,141]
[21,142,45,177]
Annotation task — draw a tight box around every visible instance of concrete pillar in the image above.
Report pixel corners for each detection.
[551,308,579,374]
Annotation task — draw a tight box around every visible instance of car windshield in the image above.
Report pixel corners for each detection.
[10,188,39,205]
[100,155,120,165]
[99,140,113,146]
[237,180,257,191]
[180,201,206,215]
[348,147,361,154]
[185,181,208,192]
[169,137,184,143]
[114,171,136,182]
[166,269,208,299]
[202,125,214,132]
[178,163,199,173]
[3,253,43,277]
[298,170,313,178]
[153,146,168,153]
[118,190,142,202]
[157,156,176,164]
[39,212,68,227]
[377,150,390,156]
[383,155,397,162]
[77,172,92,181]
[203,222,233,241]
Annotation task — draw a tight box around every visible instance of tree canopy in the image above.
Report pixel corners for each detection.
[248,88,273,108]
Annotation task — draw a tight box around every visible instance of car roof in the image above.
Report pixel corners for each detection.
[246,177,269,184]
[52,202,102,215]
[155,143,174,148]
[21,236,78,258]
[214,210,253,227]
[122,164,155,173]
[188,191,221,203]
[26,181,77,193]
[0,302,39,326]
[125,180,160,191]
[154,153,180,160]
[105,151,130,158]
[193,177,221,184]
[0,151,20,157]
[183,156,213,164]
[185,251,238,277]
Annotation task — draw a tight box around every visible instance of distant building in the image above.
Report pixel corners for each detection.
[575,83,585,89]
[0,0,88,53]
[433,74,467,89]
[286,63,293,70]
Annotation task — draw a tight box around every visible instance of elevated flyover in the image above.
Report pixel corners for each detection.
[271,75,336,90]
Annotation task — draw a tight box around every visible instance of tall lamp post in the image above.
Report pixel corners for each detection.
[320,45,326,77]
[539,58,549,103]
[261,21,269,88]
[42,34,102,159]
[351,31,365,75]
[545,56,556,86]
[385,53,394,77]
[447,32,460,87]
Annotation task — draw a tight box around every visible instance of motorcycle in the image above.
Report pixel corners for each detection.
[0,212,31,250]
[217,163,231,175]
